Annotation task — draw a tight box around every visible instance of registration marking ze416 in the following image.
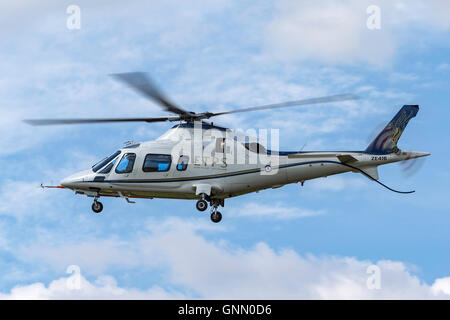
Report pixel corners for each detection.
[371,156,388,161]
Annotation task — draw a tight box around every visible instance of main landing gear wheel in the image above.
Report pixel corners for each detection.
[210,211,222,223]
[196,200,208,212]
[92,200,103,213]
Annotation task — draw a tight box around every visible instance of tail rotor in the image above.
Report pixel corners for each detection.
[399,155,426,178]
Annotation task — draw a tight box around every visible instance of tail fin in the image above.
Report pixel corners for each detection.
[366,105,419,154]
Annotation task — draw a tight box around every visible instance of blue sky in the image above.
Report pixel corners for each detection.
[0,0,449,298]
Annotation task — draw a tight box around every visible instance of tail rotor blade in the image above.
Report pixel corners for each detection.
[399,157,426,178]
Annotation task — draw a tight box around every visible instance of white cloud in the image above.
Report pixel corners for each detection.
[264,1,395,65]
[389,73,419,83]
[21,240,140,275]
[431,277,450,296]
[436,63,450,71]
[412,0,450,30]
[0,153,95,219]
[0,181,53,219]
[16,217,228,275]
[9,217,450,299]
[264,0,450,65]
[0,274,184,300]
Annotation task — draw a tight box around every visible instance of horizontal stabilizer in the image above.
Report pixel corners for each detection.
[359,166,379,180]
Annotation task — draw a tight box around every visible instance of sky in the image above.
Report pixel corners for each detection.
[0,0,449,299]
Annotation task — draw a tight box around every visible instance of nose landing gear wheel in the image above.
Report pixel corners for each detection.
[196,200,208,212]
[92,201,103,213]
[211,211,222,223]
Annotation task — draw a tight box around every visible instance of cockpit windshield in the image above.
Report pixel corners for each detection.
[92,150,121,172]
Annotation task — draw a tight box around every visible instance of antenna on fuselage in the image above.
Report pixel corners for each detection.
[123,140,136,147]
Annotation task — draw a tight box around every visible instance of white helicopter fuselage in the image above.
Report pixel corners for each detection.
[60,124,428,203]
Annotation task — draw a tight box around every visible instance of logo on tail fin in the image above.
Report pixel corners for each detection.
[366,105,419,153]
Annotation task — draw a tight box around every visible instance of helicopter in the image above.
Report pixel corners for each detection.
[25,72,430,223]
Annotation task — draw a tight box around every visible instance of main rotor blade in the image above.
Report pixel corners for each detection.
[23,116,180,126]
[209,94,359,117]
[111,72,191,116]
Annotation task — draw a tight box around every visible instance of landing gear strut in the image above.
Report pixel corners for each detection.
[92,199,103,213]
[194,195,224,223]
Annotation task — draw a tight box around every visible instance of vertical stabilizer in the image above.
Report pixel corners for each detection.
[366,105,419,153]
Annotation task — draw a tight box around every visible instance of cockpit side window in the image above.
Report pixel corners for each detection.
[115,153,136,174]
[99,157,118,174]
[143,154,172,172]
[92,150,121,173]
[177,155,189,171]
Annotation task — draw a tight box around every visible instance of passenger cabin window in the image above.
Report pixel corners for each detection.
[143,154,172,172]
[115,153,136,174]
[177,155,189,171]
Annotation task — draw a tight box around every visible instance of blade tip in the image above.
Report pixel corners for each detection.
[23,119,38,126]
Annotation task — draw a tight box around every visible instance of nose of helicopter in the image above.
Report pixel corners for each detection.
[60,176,77,188]
[60,170,93,188]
